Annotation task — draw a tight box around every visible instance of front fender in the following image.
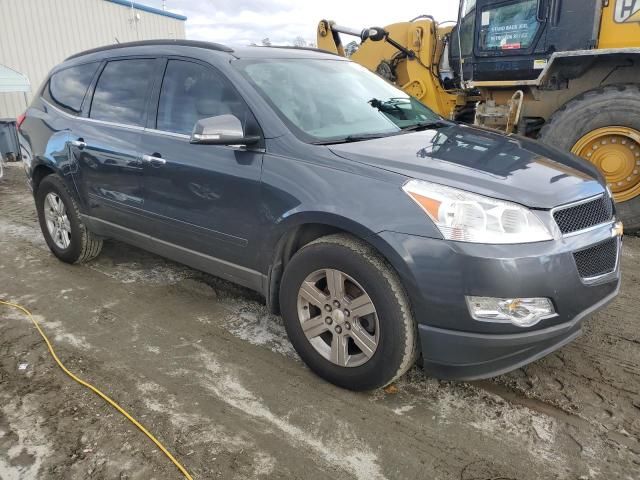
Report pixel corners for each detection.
[258,149,444,277]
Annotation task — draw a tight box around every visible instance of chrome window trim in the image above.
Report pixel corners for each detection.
[43,98,267,150]
[144,128,191,139]
[83,115,146,131]
[42,98,146,131]
[44,98,192,138]
[551,193,614,238]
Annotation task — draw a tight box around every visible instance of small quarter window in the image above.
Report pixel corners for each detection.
[90,59,156,127]
[45,63,99,114]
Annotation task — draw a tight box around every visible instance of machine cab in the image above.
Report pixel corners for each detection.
[450,0,602,82]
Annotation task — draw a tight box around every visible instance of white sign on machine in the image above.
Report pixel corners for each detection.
[615,0,640,23]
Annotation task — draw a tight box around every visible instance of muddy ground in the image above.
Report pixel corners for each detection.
[0,162,638,480]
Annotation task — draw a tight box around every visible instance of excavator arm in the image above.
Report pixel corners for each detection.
[316,19,465,118]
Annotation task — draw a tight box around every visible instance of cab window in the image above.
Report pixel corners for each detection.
[478,0,541,51]
[458,0,477,57]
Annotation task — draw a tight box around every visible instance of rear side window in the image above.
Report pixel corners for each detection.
[156,60,251,135]
[45,63,99,114]
[90,59,156,127]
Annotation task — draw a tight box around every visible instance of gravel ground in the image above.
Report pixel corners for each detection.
[0,163,639,480]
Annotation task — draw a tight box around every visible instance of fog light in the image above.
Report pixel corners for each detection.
[466,296,555,328]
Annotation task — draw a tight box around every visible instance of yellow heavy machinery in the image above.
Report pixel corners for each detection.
[318,0,640,230]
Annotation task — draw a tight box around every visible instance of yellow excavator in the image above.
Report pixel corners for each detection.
[318,0,640,230]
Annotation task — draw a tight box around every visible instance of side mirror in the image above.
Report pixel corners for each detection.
[190,114,260,146]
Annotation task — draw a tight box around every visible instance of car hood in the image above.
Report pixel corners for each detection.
[328,124,605,209]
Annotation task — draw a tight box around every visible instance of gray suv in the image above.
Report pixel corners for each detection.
[19,40,622,390]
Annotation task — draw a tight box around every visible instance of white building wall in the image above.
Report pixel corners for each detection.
[0,0,186,118]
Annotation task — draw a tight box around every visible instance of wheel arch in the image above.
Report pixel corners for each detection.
[539,49,640,88]
[532,50,640,122]
[31,163,56,191]
[29,151,86,211]
[263,214,409,315]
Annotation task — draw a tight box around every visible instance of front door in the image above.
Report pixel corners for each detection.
[140,58,264,272]
[71,58,159,232]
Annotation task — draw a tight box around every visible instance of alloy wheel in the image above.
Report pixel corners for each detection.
[44,192,72,249]
[296,268,379,368]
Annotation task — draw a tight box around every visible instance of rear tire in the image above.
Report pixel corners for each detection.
[279,234,418,391]
[539,84,640,232]
[36,174,103,264]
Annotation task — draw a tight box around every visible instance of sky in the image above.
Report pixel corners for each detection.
[143,0,460,47]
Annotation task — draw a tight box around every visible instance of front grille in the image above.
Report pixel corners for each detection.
[553,195,613,235]
[573,238,619,279]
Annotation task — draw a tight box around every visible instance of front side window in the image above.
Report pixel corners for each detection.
[478,0,541,51]
[157,60,250,135]
[90,59,156,127]
[235,59,440,143]
[46,63,99,113]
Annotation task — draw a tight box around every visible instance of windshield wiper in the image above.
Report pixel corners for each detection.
[369,97,410,113]
[312,132,396,145]
[400,120,450,132]
[311,121,450,145]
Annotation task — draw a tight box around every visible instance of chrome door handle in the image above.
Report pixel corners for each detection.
[70,140,86,149]
[142,154,166,166]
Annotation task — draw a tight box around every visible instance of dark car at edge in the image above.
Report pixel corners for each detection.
[18,40,623,390]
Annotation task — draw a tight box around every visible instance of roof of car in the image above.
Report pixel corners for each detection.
[66,39,340,62]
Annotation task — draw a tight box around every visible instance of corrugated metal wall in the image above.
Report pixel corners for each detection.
[0,0,186,119]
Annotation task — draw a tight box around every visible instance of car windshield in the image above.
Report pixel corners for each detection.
[235,58,442,143]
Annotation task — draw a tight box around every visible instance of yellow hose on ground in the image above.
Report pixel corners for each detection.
[0,300,194,480]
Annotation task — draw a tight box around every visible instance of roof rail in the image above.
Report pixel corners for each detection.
[66,39,233,61]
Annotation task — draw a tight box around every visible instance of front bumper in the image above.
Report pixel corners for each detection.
[375,224,622,380]
[419,287,618,380]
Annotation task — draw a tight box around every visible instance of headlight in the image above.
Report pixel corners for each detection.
[402,179,552,244]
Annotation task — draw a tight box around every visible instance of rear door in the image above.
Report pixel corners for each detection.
[38,61,101,182]
[139,58,265,272]
[70,57,161,232]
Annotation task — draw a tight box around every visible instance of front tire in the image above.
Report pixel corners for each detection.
[36,174,103,264]
[279,234,418,391]
[539,84,640,232]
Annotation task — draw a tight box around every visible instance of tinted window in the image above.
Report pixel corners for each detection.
[479,0,540,51]
[157,60,249,135]
[90,59,156,126]
[46,63,99,113]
